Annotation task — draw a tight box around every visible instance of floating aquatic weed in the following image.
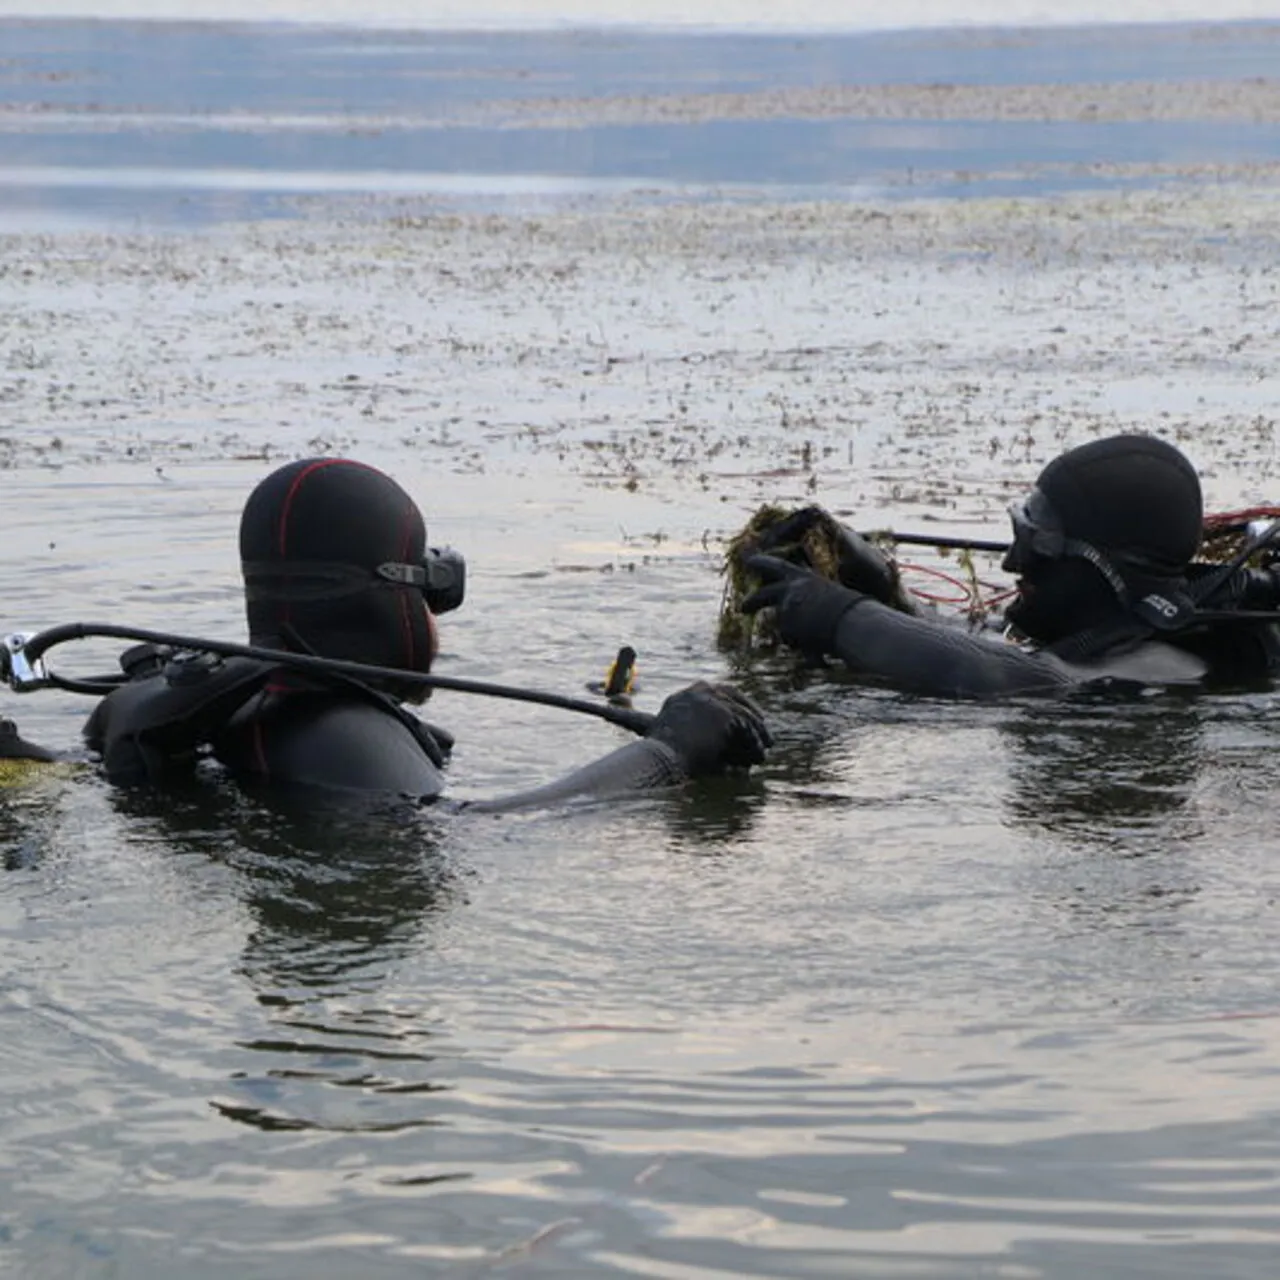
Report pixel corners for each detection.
[1200,506,1280,564]
[718,507,1016,650]
[717,504,847,651]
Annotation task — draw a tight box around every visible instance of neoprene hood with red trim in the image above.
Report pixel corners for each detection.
[239,458,434,677]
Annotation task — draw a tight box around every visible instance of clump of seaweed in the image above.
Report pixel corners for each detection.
[1200,506,1280,566]
[717,504,849,650]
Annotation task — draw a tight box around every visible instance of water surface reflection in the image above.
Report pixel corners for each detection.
[102,781,463,1139]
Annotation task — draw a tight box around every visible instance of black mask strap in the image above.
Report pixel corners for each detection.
[242,561,372,604]
[1060,538,1132,605]
[245,551,466,616]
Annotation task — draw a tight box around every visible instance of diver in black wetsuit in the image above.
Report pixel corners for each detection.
[71,458,769,806]
[740,434,1280,697]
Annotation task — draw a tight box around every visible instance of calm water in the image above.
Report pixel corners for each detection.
[5,459,1280,1278]
[4,14,1280,1280]
[6,458,1280,1279]
[3,0,1280,29]
[4,18,1280,227]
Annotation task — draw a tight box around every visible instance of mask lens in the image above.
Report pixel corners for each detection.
[1002,530,1035,576]
[1005,488,1065,571]
[422,547,466,615]
[375,549,467,614]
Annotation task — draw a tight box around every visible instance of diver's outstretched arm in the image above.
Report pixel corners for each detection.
[824,593,1079,697]
[464,681,771,813]
[741,554,1078,698]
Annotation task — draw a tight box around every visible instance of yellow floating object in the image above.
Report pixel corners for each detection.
[603,646,637,698]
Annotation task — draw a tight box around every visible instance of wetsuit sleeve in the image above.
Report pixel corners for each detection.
[465,681,770,813]
[465,737,686,814]
[828,598,1080,697]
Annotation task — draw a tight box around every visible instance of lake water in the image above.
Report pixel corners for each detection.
[6,16,1280,228]
[3,12,1280,1280]
[3,0,1280,29]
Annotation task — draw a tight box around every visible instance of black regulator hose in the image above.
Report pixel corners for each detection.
[19,622,656,736]
[869,519,1280,565]
[862,530,1010,555]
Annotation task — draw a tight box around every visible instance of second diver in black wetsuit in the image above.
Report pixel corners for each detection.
[739,433,1280,698]
[75,457,769,807]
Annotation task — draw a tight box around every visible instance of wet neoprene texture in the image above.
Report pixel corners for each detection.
[827,591,1280,696]
[829,598,1081,697]
[1034,434,1204,573]
[239,458,434,682]
[213,691,447,799]
[465,739,686,813]
[1003,556,1125,646]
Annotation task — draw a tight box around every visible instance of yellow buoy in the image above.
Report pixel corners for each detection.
[603,645,637,698]
[588,646,638,701]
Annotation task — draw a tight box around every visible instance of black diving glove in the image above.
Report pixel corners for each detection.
[755,505,906,608]
[740,554,867,658]
[647,681,771,777]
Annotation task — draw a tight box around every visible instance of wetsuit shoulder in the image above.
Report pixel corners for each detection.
[1171,619,1280,684]
[85,654,272,786]
[214,692,445,801]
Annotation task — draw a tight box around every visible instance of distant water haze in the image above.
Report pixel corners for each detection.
[3,0,1280,29]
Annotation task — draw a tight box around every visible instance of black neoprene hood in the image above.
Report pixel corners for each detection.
[1031,434,1203,573]
[239,458,435,675]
